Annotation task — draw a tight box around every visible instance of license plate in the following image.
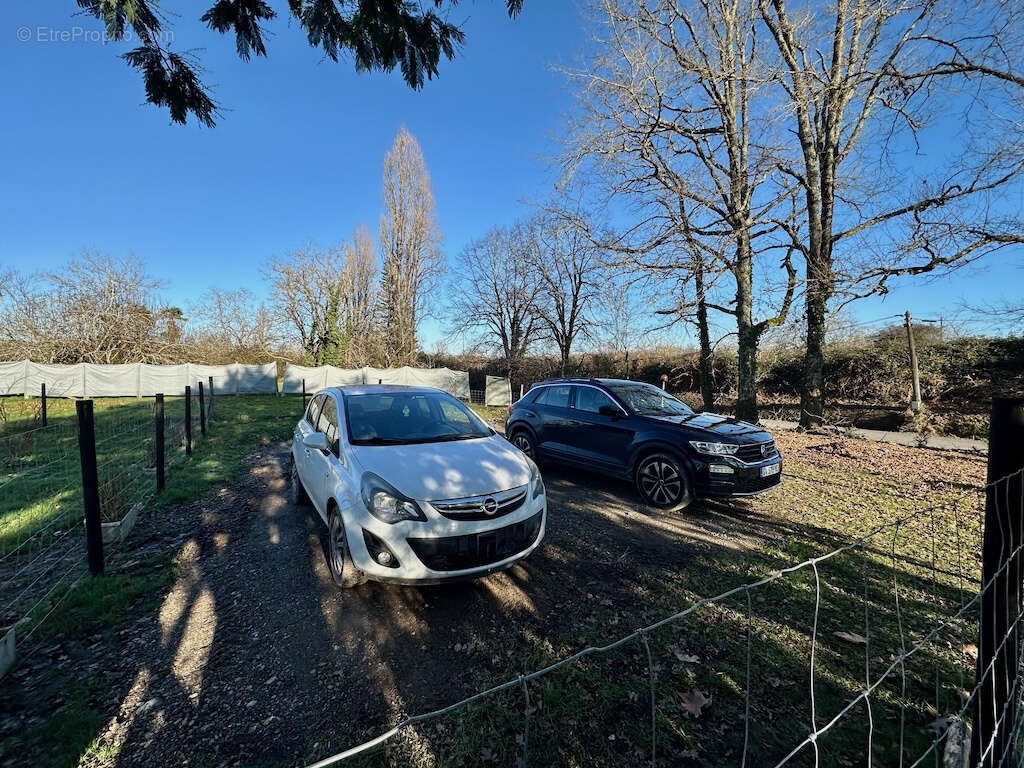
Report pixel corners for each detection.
[760,463,781,478]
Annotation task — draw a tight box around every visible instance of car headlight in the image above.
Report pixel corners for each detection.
[360,473,426,524]
[529,461,545,500]
[689,441,739,456]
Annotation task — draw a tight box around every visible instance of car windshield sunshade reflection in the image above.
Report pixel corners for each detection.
[345,392,492,445]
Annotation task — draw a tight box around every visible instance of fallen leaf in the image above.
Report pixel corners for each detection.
[834,631,867,645]
[679,689,711,718]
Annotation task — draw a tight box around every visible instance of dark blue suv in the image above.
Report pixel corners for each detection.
[505,378,781,510]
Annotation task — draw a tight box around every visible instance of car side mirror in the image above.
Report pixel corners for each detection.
[302,432,330,452]
[598,404,621,419]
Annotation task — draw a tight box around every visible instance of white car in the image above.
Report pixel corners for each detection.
[291,385,546,587]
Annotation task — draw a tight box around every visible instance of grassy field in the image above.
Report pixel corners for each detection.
[0,394,301,636]
[0,395,999,767]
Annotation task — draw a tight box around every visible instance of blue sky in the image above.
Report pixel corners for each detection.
[1,1,1021,348]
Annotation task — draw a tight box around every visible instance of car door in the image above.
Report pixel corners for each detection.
[307,394,341,512]
[530,384,574,459]
[564,385,635,472]
[295,393,325,492]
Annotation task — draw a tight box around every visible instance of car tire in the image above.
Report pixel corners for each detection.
[291,454,311,506]
[635,452,693,512]
[509,428,538,462]
[327,507,367,589]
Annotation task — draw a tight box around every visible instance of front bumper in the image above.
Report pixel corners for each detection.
[345,493,546,584]
[694,455,783,497]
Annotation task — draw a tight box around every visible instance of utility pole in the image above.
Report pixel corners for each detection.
[904,311,922,413]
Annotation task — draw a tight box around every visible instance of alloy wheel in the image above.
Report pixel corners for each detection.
[329,513,347,580]
[512,433,534,458]
[638,459,683,506]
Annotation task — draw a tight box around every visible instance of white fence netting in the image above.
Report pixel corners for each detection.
[282,365,472,400]
[485,375,512,407]
[0,361,278,397]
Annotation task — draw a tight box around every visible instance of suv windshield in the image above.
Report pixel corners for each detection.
[604,382,694,417]
[344,391,492,445]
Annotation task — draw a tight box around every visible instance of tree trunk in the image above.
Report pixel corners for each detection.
[733,236,759,423]
[694,255,715,412]
[800,282,828,427]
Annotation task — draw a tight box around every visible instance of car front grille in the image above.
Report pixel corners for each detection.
[736,441,777,463]
[430,485,528,521]
[407,511,543,571]
[734,472,782,494]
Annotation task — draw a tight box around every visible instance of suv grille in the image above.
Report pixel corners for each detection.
[430,485,528,521]
[408,511,543,572]
[736,441,777,463]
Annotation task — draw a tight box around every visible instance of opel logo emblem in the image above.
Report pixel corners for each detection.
[482,497,499,516]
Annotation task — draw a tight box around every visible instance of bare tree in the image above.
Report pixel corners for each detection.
[566,0,798,421]
[531,214,603,375]
[448,223,544,382]
[758,0,1024,426]
[339,224,382,366]
[0,252,181,363]
[191,288,277,358]
[378,125,445,365]
[266,230,380,366]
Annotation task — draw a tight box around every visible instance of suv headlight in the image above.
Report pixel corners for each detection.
[360,473,426,524]
[689,441,739,456]
[529,460,545,500]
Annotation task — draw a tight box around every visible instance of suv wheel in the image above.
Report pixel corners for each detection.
[291,455,311,506]
[510,429,537,461]
[327,508,367,588]
[635,453,693,511]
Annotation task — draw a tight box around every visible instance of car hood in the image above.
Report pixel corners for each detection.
[351,434,532,501]
[641,411,769,439]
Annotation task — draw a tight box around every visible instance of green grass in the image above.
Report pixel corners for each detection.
[0,684,118,768]
[0,394,301,553]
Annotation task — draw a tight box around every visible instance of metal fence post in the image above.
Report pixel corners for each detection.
[185,385,192,456]
[208,375,214,419]
[155,393,165,492]
[302,378,307,414]
[971,397,1024,768]
[198,381,207,437]
[76,399,104,576]
[40,383,47,426]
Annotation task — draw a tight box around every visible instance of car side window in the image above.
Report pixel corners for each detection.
[534,385,571,408]
[317,396,340,455]
[574,386,617,414]
[306,394,324,427]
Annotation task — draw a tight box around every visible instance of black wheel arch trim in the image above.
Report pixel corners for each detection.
[629,441,697,479]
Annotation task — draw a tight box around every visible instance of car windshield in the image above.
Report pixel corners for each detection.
[604,382,694,417]
[344,391,492,445]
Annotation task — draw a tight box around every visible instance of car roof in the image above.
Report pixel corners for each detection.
[534,378,655,387]
[320,384,445,397]
[535,377,600,386]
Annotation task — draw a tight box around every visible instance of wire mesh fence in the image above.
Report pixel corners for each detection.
[0,385,210,669]
[305,464,1024,768]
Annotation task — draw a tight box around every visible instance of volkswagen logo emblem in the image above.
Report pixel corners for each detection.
[482,497,499,516]
[761,443,771,457]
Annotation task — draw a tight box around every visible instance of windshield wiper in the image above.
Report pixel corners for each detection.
[354,437,411,445]
[424,433,487,443]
